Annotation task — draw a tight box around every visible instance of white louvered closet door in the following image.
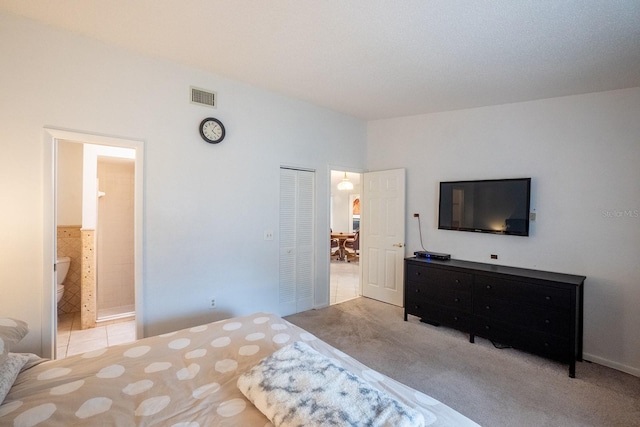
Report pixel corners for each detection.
[279,168,315,316]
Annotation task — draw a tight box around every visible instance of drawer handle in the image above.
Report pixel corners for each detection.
[485,325,491,330]
[485,305,491,310]
[415,289,420,293]
[486,285,492,290]
[453,316,459,321]
[415,272,421,276]
[544,342,550,347]
[455,279,460,284]
[454,297,460,302]
[544,319,550,324]
[414,304,420,309]
[545,296,552,301]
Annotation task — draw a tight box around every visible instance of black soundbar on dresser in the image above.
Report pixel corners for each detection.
[404,257,585,378]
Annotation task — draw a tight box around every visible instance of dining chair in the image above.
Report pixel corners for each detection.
[343,229,359,262]
[330,229,340,259]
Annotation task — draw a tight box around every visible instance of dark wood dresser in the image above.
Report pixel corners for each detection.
[404,257,585,377]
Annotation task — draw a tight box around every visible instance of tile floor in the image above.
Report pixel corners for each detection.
[56,260,358,359]
[330,259,360,305]
[56,312,136,359]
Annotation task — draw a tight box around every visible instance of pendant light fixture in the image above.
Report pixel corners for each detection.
[337,172,354,191]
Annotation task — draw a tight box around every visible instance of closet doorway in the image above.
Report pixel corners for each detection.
[279,167,315,316]
[329,170,361,305]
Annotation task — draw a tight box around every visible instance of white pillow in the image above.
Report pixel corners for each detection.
[0,353,29,405]
[237,341,425,427]
[0,318,29,366]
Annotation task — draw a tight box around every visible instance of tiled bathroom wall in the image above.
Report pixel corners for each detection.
[96,158,135,317]
[80,229,97,329]
[56,226,82,314]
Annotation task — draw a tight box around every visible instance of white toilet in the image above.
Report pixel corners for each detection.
[56,257,71,304]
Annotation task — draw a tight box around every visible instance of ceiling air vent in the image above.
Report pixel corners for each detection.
[190,86,217,108]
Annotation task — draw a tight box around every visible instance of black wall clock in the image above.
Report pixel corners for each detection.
[199,117,225,144]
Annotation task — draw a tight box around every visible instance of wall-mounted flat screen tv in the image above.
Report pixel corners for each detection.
[438,178,531,236]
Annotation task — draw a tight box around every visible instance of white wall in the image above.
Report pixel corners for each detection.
[367,87,640,376]
[0,12,366,353]
[57,141,83,225]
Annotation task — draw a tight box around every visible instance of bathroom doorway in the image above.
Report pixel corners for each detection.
[329,169,362,305]
[45,128,144,360]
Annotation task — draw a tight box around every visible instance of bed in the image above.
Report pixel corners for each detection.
[1,313,478,426]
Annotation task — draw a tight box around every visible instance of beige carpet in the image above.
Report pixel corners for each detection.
[285,297,640,427]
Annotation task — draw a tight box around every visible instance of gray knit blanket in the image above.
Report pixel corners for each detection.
[237,341,425,427]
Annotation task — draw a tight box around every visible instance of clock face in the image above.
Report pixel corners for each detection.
[199,118,225,143]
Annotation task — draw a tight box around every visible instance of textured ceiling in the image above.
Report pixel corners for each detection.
[2,0,639,120]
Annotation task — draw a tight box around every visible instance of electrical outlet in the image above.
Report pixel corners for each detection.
[210,298,216,308]
[264,230,274,240]
[413,213,420,217]
[491,254,498,260]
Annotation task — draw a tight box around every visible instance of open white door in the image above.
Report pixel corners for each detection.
[361,169,406,306]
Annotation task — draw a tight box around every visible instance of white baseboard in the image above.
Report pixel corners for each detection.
[583,352,640,378]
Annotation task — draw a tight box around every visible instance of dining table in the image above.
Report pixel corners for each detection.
[331,232,355,261]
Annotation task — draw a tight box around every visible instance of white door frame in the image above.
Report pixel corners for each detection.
[43,128,144,359]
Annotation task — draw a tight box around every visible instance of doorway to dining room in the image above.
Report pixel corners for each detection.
[329,170,361,305]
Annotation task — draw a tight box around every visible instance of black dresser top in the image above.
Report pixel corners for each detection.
[406,257,586,286]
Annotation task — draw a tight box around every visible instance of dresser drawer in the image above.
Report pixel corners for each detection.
[473,317,517,344]
[474,320,571,363]
[407,281,472,311]
[407,302,472,331]
[474,296,522,321]
[529,308,571,337]
[474,296,571,337]
[514,331,571,363]
[406,263,472,292]
[474,275,571,310]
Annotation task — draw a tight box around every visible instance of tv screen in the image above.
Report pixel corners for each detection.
[438,178,531,236]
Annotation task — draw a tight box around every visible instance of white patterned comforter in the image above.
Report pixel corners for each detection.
[0,313,478,426]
